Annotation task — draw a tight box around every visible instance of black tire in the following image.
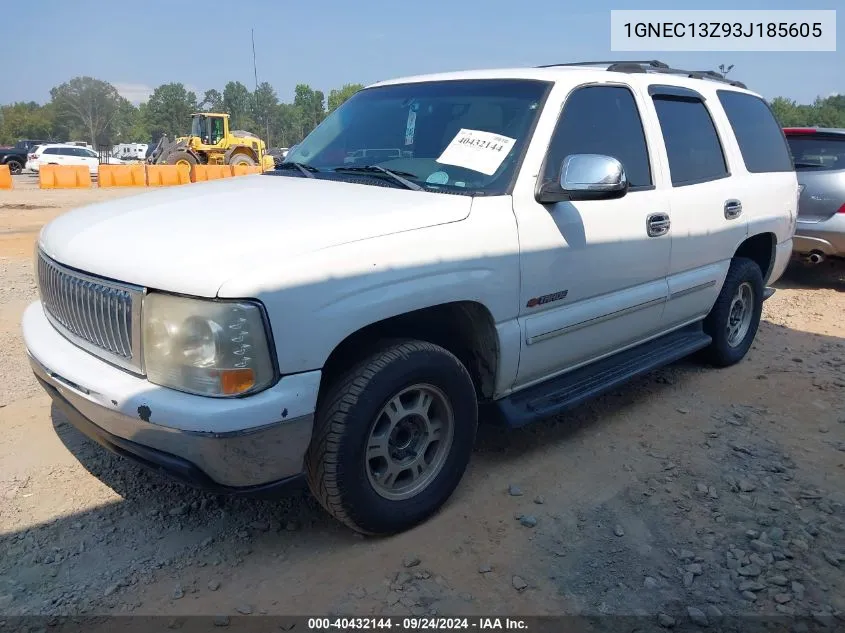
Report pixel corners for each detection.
[306,340,478,535]
[164,151,197,167]
[229,153,257,166]
[5,159,23,175]
[702,256,764,367]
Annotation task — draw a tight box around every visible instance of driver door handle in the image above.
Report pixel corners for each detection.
[646,212,670,237]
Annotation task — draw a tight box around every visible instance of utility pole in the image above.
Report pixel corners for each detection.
[251,28,271,148]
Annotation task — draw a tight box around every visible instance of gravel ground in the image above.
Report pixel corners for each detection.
[1,185,844,627]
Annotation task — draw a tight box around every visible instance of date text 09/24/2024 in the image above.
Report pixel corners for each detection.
[307,617,528,630]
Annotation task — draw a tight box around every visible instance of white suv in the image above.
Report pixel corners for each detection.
[22,61,796,535]
[26,143,123,175]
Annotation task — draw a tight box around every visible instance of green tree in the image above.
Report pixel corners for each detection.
[327,83,364,113]
[0,102,55,144]
[769,97,802,126]
[112,98,150,143]
[223,81,255,131]
[199,89,223,112]
[293,84,326,136]
[271,103,304,147]
[252,81,279,145]
[50,76,123,146]
[145,83,197,139]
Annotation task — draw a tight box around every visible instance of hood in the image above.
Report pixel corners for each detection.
[39,174,473,297]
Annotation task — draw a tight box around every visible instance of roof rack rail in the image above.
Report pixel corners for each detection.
[536,60,669,69]
[535,60,747,89]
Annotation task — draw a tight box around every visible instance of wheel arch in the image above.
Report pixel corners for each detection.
[734,232,777,282]
[224,145,259,164]
[319,301,500,404]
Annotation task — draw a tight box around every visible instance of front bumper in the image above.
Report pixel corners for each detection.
[23,301,320,491]
[793,215,845,257]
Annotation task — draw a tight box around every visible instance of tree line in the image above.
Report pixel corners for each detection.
[0,75,843,149]
[0,77,365,149]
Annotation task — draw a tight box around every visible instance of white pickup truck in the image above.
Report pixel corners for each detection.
[23,61,797,535]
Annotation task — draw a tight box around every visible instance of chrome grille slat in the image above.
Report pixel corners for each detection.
[36,251,143,373]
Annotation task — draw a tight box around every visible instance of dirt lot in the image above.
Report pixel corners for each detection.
[1,177,844,626]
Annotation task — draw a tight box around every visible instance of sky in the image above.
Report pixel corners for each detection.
[0,0,840,107]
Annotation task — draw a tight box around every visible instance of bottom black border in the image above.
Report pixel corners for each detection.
[0,615,843,633]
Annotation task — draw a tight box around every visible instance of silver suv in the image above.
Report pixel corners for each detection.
[784,127,845,263]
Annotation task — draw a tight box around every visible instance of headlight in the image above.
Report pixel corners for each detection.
[142,293,275,397]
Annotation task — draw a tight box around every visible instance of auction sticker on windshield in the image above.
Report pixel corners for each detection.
[436,128,516,176]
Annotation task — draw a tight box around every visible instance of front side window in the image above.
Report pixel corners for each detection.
[541,85,653,189]
[652,96,728,186]
[286,79,551,195]
[190,116,203,138]
[717,90,792,173]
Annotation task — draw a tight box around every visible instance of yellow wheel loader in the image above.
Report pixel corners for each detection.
[147,113,275,171]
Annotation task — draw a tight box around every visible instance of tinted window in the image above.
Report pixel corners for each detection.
[543,85,652,188]
[60,148,77,156]
[717,91,792,173]
[43,148,60,155]
[652,97,728,186]
[785,134,845,172]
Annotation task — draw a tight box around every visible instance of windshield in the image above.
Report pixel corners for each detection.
[285,79,550,194]
[786,134,845,171]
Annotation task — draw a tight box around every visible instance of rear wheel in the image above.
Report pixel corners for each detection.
[5,160,23,175]
[702,257,764,367]
[305,340,478,535]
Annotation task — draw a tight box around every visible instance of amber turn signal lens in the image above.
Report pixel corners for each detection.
[219,368,256,395]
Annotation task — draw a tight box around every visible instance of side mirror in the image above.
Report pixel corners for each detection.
[536,154,628,203]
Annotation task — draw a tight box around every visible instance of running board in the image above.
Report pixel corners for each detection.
[497,324,712,428]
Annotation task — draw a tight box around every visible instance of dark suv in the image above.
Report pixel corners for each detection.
[0,139,51,174]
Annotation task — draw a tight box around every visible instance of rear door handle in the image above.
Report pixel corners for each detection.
[646,212,670,237]
[724,199,743,219]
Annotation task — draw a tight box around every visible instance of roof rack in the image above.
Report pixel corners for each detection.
[535,60,747,89]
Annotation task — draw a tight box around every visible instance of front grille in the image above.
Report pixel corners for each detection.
[37,251,144,373]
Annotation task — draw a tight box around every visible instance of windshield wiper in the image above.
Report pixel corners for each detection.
[793,161,823,169]
[277,161,318,178]
[333,165,423,191]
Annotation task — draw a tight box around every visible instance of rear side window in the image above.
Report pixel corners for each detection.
[652,96,728,186]
[785,134,845,172]
[43,148,60,155]
[543,85,652,189]
[717,91,793,173]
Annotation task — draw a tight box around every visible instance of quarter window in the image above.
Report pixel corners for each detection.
[717,91,792,173]
[543,85,652,189]
[652,96,728,186]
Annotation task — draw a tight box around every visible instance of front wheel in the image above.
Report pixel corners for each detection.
[702,257,764,367]
[305,340,478,535]
[5,160,23,175]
